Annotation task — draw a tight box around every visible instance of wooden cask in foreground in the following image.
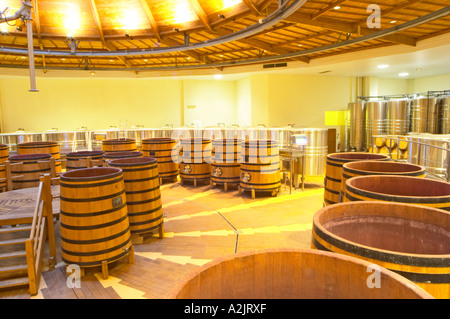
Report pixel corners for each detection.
[240,140,280,197]
[103,151,142,165]
[142,138,179,182]
[169,249,433,299]
[66,151,104,171]
[9,153,53,189]
[108,157,163,236]
[102,138,137,153]
[312,201,450,299]
[59,167,132,267]
[324,152,390,205]
[344,175,450,211]
[180,138,212,186]
[17,141,61,173]
[340,161,426,199]
[0,144,8,189]
[211,138,242,190]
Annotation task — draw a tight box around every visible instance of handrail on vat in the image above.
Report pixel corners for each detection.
[371,135,450,182]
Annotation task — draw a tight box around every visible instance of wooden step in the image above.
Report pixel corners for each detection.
[0,225,31,235]
[0,264,28,275]
[0,250,27,260]
[0,276,29,290]
[0,238,27,247]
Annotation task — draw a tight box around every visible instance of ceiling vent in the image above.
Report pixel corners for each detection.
[263,63,288,69]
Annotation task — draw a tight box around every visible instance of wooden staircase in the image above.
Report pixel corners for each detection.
[0,224,31,290]
[0,175,57,295]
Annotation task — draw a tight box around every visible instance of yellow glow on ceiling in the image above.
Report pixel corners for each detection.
[63,3,82,37]
[220,0,242,10]
[120,9,140,30]
[173,0,198,24]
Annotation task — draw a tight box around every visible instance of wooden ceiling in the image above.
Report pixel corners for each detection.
[0,0,449,72]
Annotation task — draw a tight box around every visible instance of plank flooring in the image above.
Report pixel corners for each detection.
[0,178,325,299]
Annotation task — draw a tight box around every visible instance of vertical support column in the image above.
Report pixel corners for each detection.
[26,19,38,92]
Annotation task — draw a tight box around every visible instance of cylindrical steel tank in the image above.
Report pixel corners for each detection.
[43,130,89,154]
[410,97,440,134]
[387,99,410,135]
[347,102,365,151]
[0,132,43,154]
[365,101,388,150]
[427,97,441,134]
[440,96,450,134]
[298,128,328,176]
[421,136,450,180]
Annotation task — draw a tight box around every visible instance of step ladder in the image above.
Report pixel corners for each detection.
[0,224,32,291]
[0,174,57,295]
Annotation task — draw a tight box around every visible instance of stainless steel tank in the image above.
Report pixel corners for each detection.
[244,127,281,142]
[365,101,388,149]
[280,128,328,179]
[440,96,450,134]
[0,131,43,154]
[421,135,450,180]
[387,99,410,135]
[410,97,440,134]
[427,97,441,134]
[301,128,328,176]
[126,128,172,148]
[90,129,121,150]
[43,131,87,154]
[347,102,365,151]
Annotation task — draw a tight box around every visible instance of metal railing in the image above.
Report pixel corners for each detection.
[371,135,450,182]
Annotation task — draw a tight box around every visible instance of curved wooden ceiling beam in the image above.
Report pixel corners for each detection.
[0,0,308,57]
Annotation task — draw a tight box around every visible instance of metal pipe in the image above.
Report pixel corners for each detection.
[0,0,308,57]
[0,4,446,73]
[26,19,38,92]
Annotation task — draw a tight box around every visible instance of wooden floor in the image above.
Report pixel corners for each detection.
[0,177,325,299]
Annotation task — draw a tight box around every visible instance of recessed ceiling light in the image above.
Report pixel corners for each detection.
[399,72,409,77]
[144,59,148,62]
[390,20,397,24]
[416,68,422,71]
[334,6,341,10]
[377,64,389,69]
[109,59,114,62]
[90,72,95,75]
[298,44,303,47]
[214,74,223,80]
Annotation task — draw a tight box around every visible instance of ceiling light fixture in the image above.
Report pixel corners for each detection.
[399,72,409,77]
[221,0,242,10]
[334,6,341,10]
[390,20,397,24]
[121,9,140,30]
[63,4,81,37]
[214,74,223,80]
[377,64,389,69]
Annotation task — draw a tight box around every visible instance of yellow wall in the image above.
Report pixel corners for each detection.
[377,78,409,96]
[236,77,252,127]
[182,79,236,128]
[0,76,182,132]
[412,73,450,93]
[266,74,352,128]
[0,72,447,134]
